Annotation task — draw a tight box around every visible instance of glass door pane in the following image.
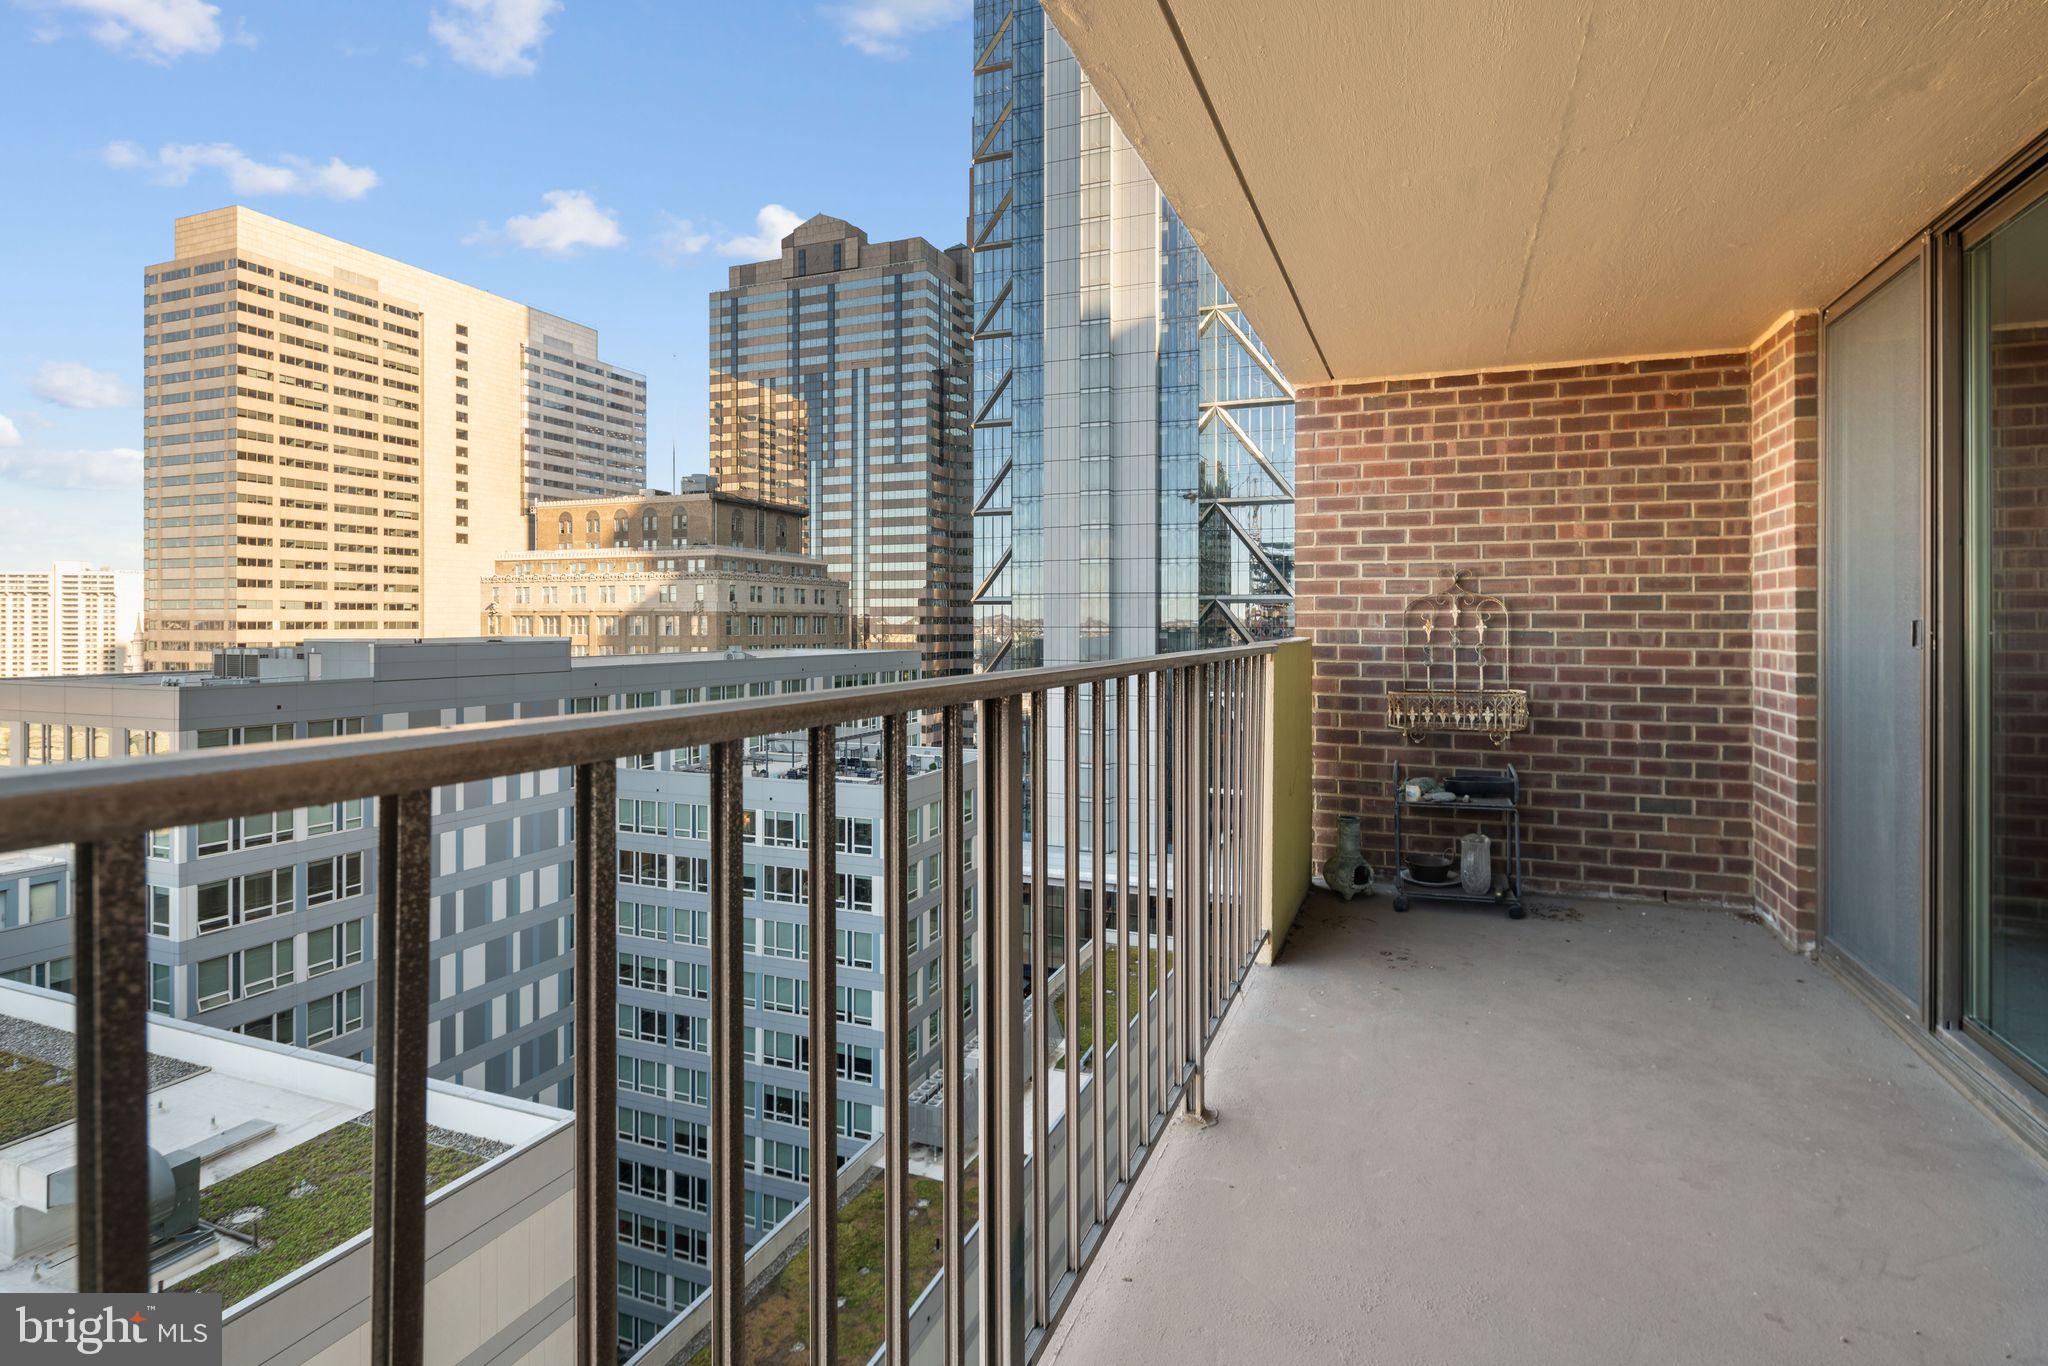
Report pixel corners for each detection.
[1966,186,2048,1079]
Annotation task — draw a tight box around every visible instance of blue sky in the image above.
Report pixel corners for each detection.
[0,0,971,570]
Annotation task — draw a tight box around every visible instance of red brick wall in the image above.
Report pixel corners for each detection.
[1298,355,1758,903]
[1297,331,1823,919]
[1748,316,1822,944]
[1988,324,2048,935]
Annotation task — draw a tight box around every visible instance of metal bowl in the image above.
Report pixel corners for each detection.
[1404,852,1457,883]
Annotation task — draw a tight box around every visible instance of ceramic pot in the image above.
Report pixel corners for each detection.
[1323,815,1372,900]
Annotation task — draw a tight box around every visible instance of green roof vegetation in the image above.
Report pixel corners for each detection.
[689,1165,981,1366]
[185,1123,485,1306]
[0,1050,74,1147]
[1054,945,1176,1065]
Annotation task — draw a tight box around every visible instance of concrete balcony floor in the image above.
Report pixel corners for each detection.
[1044,891,2048,1365]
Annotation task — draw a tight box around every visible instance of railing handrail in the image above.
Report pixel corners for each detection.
[0,640,1292,848]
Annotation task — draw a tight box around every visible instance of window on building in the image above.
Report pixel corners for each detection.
[27,881,60,923]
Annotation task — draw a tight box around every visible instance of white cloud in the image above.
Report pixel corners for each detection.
[0,446,144,491]
[23,0,227,63]
[430,0,558,77]
[718,204,805,259]
[103,140,379,200]
[823,0,966,58]
[0,414,20,447]
[31,361,134,410]
[654,213,711,265]
[470,190,625,256]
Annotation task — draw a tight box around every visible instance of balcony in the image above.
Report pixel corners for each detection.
[0,639,1311,1366]
[1046,890,2048,1364]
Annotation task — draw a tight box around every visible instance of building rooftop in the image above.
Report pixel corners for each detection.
[0,640,910,694]
[0,981,564,1304]
[0,847,65,878]
[527,486,808,518]
[487,545,833,570]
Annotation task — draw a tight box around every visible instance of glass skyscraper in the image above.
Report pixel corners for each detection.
[970,0,1295,674]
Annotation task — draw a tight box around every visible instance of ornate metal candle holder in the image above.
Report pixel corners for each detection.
[1386,571,1529,745]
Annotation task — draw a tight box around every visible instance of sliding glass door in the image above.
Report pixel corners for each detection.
[1824,258,1926,1001]
[1965,180,2048,1081]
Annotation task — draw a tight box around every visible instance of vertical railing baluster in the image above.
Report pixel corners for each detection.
[1170,669,1186,1113]
[883,712,912,1364]
[1217,660,1230,1002]
[1230,657,1245,987]
[1224,660,1237,987]
[1253,653,1270,955]
[1196,663,1212,1036]
[1089,681,1107,1222]
[1116,674,1133,1186]
[1169,669,1184,1108]
[1214,661,1227,1005]
[708,739,746,1362]
[1028,691,1050,1328]
[373,789,435,1366]
[1061,682,1081,1269]
[1241,657,1253,972]
[1241,658,1253,971]
[1180,664,1192,1067]
[1136,673,1155,1144]
[1185,665,1208,1120]
[806,727,840,1365]
[1240,657,1252,974]
[1247,657,1258,967]
[939,705,967,1366]
[1249,656,1263,963]
[1220,655,1236,987]
[1153,671,1169,1120]
[72,834,147,1294]
[975,697,1027,1366]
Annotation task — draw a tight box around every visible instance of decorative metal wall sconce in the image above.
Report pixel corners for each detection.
[1386,570,1529,744]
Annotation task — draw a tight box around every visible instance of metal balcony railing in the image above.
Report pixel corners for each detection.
[0,640,1286,1366]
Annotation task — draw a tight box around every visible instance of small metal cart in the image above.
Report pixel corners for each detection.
[1392,761,1526,919]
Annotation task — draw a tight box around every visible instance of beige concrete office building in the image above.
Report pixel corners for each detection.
[141,207,643,670]
[710,214,972,675]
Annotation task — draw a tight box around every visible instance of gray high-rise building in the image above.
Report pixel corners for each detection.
[710,214,973,677]
[969,0,1297,672]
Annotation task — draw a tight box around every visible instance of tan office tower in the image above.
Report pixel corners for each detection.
[141,207,645,670]
[709,214,972,675]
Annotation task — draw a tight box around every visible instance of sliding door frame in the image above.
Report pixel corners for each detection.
[1817,125,2048,1150]
[1931,132,2048,1132]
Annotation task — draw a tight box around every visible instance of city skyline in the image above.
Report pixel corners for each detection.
[0,1,972,571]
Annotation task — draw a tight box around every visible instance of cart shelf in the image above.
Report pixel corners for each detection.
[1391,762,1526,919]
